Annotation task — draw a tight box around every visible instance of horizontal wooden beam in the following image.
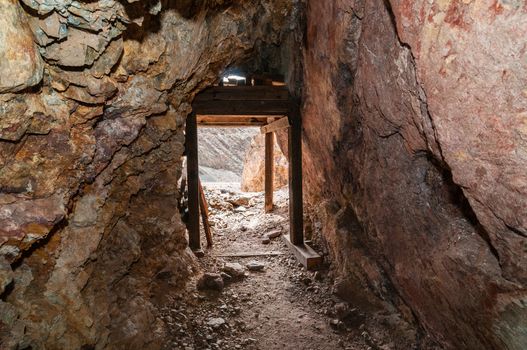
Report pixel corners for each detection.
[261,117,290,134]
[282,234,323,270]
[197,115,269,127]
[194,86,289,102]
[193,99,290,116]
[198,123,266,127]
[197,114,279,119]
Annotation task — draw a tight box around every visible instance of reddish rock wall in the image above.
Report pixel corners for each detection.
[302,0,527,349]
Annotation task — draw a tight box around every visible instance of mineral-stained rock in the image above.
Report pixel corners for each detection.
[0,0,43,93]
[0,257,13,295]
[0,1,296,349]
[4,0,524,348]
[302,0,527,349]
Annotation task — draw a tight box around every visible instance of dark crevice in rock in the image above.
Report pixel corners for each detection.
[505,223,527,238]
[426,153,502,264]
[10,218,68,271]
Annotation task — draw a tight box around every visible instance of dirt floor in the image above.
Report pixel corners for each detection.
[161,184,438,350]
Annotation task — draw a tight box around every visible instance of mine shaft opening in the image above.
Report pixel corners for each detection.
[192,126,290,257]
[184,74,322,269]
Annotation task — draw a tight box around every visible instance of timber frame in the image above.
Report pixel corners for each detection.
[186,85,322,269]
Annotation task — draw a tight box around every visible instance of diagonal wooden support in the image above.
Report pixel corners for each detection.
[198,179,213,247]
[260,117,290,134]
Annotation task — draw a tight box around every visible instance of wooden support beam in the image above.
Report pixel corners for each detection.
[288,104,304,246]
[282,234,323,270]
[192,99,290,116]
[193,86,289,101]
[198,179,213,247]
[260,117,290,134]
[186,112,201,251]
[265,132,274,213]
[197,123,267,128]
[215,251,285,258]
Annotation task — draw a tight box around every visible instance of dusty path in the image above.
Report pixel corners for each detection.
[161,184,431,350]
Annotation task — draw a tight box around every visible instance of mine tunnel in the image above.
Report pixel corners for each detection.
[0,0,526,350]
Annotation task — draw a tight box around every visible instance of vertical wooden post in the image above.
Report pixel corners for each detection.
[264,132,274,213]
[288,104,304,246]
[186,112,200,251]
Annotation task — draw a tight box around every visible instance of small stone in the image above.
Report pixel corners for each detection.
[246,261,265,271]
[261,237,271,245]
[330,318,342,329]
[266,229,281,239]
[233,206,247,213]
[207,317,226,328]
[197,273,224,291]
[229,196,250,206]
[220,272,232,282]
[314,271,323,281]
[222,263,245,279]
[194,249,205,258]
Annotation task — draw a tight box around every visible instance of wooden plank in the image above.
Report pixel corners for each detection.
[197,115,277,121]
[247,74,285,85]
[192,99,290,116]
[265,132,274,213]
[186,112,200,251]
[197,115,269,127]
[214,251,285,258]
[288,104,304,246]
[261,117,290,134]
[198,179,213,247]
[282,234,323,270]
[197,123,267,127]
[194,86,289,102]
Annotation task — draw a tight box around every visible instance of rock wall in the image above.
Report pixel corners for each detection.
[0,1,296,348]
[241,133,289,192]
[301,1,527,349]
[198,128,258,183]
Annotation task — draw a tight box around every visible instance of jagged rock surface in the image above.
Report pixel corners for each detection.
[301,1,527,349]
[1,0,526,349]
[241,133,289,192]
[0,1,43,93]
[0,1,296,349]
[198,128,258,182]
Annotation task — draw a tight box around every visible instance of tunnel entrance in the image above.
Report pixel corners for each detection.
[185,82,322,269]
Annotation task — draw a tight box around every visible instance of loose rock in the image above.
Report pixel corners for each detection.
[266,229,281,239]
[246,261,265,271]
[197,273,224,292]
[206,317,226,329]
[222,263,245,280]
